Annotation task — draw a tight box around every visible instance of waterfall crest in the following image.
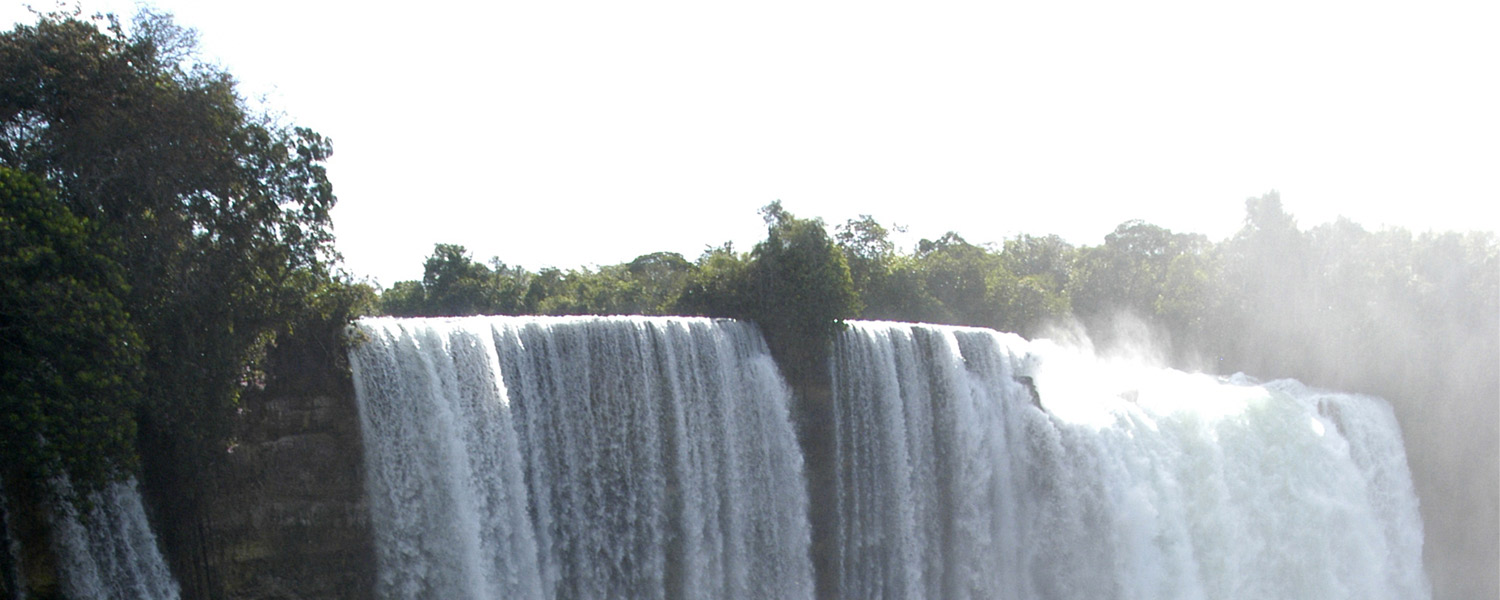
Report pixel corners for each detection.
[350,316,814,600]
[831,321,1431,600]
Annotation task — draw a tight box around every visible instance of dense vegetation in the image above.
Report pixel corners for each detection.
[373,190,1497,434]
[1,10,369,505]
[1,167,142,491]
[374,192,1496,382]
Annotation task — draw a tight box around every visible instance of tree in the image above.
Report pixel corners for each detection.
[672,243,754,319]
[913,232,1000,326]
[1216,191,1313,374]
[533,265,642,316]
[835,215,896,298]
[867,254,944,323]
[0,167,142,496]
[985,269,1070,338]
[625,252,694,314]
[1069,222,1193,319]
[747,202,861,356]
[422,244,498,316]
[993,234,1075,337]
[376,245,537,317]
[378,280,429,317]
[2,10,343,491]
[524,267,567,314]
[672,203,859,379]
[833,215,945,322]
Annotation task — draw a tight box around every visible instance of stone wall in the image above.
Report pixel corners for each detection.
[193,390,374,599]
[143,333,376,600]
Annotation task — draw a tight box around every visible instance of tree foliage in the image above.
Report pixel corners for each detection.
[0,168,141,493]
[421,244,505,316]
[834,216,943,323]
[380,244,700,317]
[1,9,350,493]
[743,202,861,350]
[374,197,1494,396]
[673,243,754,319]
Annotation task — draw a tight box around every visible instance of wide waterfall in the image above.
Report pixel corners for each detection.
[352,316,1429,600]
[49,478,180,600]
[350,316,815,600]
[832,321,1430,600]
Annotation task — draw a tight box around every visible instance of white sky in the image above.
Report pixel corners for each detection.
[7,0,1498,286]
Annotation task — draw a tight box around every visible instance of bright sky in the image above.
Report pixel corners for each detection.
[7,0,1497,285]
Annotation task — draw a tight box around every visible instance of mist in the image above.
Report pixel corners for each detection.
[1058,216,1498,600]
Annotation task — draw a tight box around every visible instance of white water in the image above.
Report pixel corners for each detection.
[350,316,814,600]
[50,478,180,600]
[0,480,23,600]
[832,321,1430,600]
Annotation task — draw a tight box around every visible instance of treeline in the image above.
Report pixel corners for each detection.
[374,196,1497,381]
[379,203,860,376]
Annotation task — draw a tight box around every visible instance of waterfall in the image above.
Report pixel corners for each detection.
[49,478,180,600]
[831,321,1431,600]
[354,316,1429,600]
[350,316,814,600]
[1,480,23,600]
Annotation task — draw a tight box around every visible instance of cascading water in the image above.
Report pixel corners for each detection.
[1,480,23,600]
[49,478,180,600]
[354,316,1429,600]
[350,316,814,600]
[831,321,1431,600]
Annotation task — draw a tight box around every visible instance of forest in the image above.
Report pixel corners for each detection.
[2,8,1496,600]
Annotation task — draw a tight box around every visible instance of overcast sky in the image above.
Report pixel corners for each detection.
[7,0,1497,285]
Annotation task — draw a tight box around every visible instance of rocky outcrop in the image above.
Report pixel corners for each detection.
[194,391,373,599]
[140,333,376,600]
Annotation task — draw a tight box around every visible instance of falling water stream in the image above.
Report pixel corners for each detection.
[351,316,814,599]
[831,322,1429,600]
[49,478,180,600]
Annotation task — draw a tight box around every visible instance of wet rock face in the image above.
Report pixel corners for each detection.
[194,390,375,600]
[4,384,375,600]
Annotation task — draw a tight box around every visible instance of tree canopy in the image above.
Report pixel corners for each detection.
[371,195,1495,390]
[0,167,142,491]
[1,9,358,498]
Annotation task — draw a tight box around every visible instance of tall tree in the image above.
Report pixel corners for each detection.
[1216,191,1312,374]
[835,214,896,298]
[674,203,859,379]
[747,202,861,359]
[2,10,341,486]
